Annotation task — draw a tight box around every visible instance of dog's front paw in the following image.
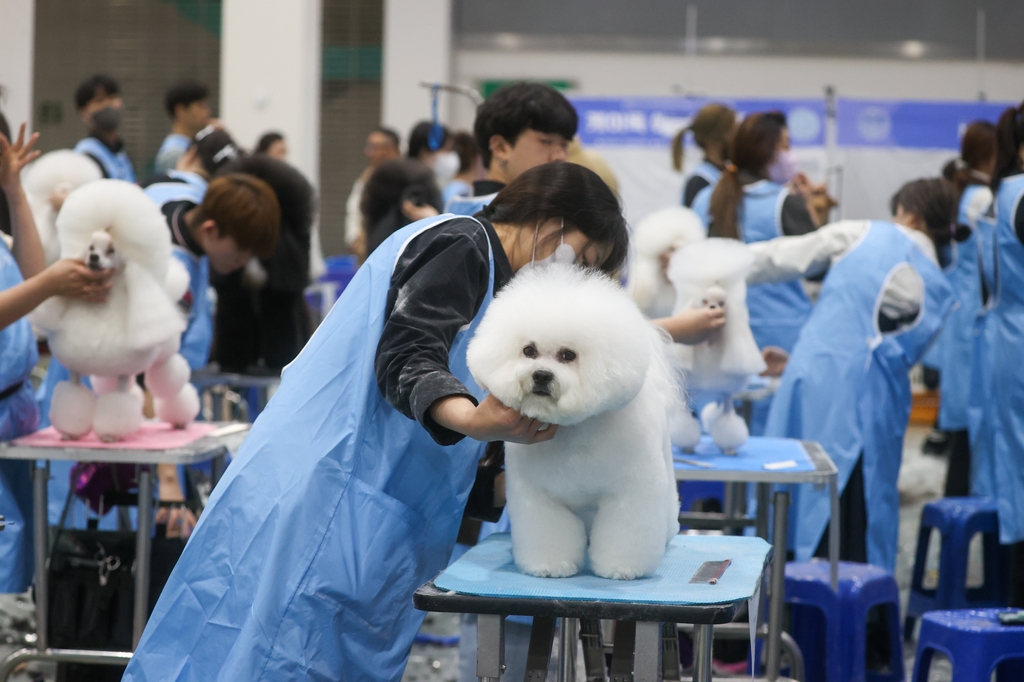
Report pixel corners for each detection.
[592,563,649,581]
[517,560,580,578]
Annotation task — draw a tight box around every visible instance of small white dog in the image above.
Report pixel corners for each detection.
[467,265,681,580]
[32,180,199,441]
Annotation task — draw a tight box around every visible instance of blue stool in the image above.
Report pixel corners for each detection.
[912,609,1024,681]
[677,480,724,514]
[905,498,1010,636]
[785,560,904,682]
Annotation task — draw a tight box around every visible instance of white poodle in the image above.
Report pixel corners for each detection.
[23,150,102,265]
[32,180,199,441]
[668,238,767,452]
[467,265,682,580]
[630,206,706,318]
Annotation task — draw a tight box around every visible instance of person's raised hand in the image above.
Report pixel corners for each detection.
[0,123,41,194]
[761,346,789,377]
[430,394,558,445]
[42,259,114,302]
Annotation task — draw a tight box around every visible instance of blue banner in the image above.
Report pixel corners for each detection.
[836,99,1014,150]
[570,96,827,147]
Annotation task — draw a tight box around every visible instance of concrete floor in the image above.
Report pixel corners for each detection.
[0,426,968,681]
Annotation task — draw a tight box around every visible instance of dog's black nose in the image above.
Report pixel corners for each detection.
[88,253,99,263]
[532,370,554,385]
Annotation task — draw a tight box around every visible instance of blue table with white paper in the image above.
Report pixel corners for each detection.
[415,533,772,682]
[674,435,839,680]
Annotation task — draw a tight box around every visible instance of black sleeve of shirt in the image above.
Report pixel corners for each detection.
[683,175,710,208]
[375,218,492,446]
[84,153,110,179]
[781,194,818,236]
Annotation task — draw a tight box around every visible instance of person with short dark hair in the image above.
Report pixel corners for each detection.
[361,158,442,256]
[73,74,135,181]
[446,82,578,216]
[345,126,401,255]
[255,131,287,159]
[155,79,211,173]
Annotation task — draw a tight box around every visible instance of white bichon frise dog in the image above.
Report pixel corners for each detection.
[23,150,102,265]
[467,265,682,580]
[630,206,706,318]
[668,238,767,453]
[32,180,199,441]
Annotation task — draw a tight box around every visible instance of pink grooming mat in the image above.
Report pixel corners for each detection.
[13,422,219,450]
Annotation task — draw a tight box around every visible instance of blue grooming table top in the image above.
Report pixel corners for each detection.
[674,436,817,476]
[433,533,769,607]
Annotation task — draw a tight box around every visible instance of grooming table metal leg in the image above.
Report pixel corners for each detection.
[133,467,154,649]
[661,622,680,680]
[765,490,790,681]
[525,617,556,682]
[608,621,634,682]
[691,624,713,682]
[829,473,840,591]
[633,621,660,682]
[557,618,577,682]
[478,614,505,682]
[755,483,770,540]
[579,619,606,682]
[33,462,48,652]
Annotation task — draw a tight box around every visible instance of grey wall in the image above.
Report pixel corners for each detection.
[455,1,1024,60]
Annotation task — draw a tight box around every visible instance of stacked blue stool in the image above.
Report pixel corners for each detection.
[912,609,1024,681]
[905,498,1010,637]
[785,560,904,682]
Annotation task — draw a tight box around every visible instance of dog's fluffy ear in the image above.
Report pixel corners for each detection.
[23,150,102,205]
[57,180,172,281]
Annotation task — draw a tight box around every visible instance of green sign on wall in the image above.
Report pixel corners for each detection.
[478,80,576,100]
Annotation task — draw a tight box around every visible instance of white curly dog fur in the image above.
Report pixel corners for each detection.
[467,265,682,580]
[31,180,199,440]
[23,150,102,266]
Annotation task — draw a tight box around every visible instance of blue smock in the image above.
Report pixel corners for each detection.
[0,240,39,592]
[444,191,498,216]
[987,174,1024,544]
[124,215,494,681]
[154,133,192,174]
[692,180,812,352]
[441,179,472,208]
[765,221,954,571]
[934,185,989,431]
[73,137,136,182]
[143,171,212,369]
[968,210,999,498]
[682,160,722,206]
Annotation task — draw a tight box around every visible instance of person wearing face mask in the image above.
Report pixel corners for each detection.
[408,120,457,183]
[440,131,482,206]
[445,82,578,216]
[72,74,135,182]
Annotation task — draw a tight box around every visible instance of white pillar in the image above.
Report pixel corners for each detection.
[381,0,452,148]
[0,0,35,134]
[221,0,322,188]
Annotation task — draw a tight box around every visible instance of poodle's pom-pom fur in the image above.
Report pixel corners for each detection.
[89,375,120,396]
[164,258,190,302]
[700,401,724,433]
[155,383,200,428]
[710,409,748,454]
[669,408,702,450]
[50,381,97,439]
[93,391,143,442]
[631,207,706,317]
[24,151,102,265]
[146,354,190,399]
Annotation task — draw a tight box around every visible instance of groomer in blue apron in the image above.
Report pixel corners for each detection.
[766,179,956,571]
[692,111,818,435]
[124,162,630,681]
[72,74,135,182]
[445,82,577,216]
[674,103,736,208]
[987,100,1024,607]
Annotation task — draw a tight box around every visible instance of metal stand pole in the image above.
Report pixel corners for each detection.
[755,483,770,540]
[829,474,840,591]
[765,490,790,681]
[691,624,713,682]
[133,466,154,648]
[633,621,660,682]
[558,618,577,682]
[477,614,505,682]
[32,462,49,652]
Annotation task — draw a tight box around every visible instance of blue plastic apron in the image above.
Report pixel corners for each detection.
[935,185,988,430]
[0,240,39,592]
[683,161,722,208]
[444,191,498,216]
[968,210,999,498]
[74,137,136,182]
[765,221,954,571]
[987,174,1024,544]
[125,214,494,681]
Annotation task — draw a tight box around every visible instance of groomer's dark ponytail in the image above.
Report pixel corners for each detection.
[895,178,956,248]
[950,121,996,209]
[993,100,1024,192]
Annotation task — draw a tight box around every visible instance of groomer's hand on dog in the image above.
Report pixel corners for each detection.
[430,394,558,445]
[42,258,113,302]
[655,307,726,345]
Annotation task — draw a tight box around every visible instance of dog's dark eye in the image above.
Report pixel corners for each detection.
[523,344,538,359]
[106,248,115,255]
[558,348,577,363]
